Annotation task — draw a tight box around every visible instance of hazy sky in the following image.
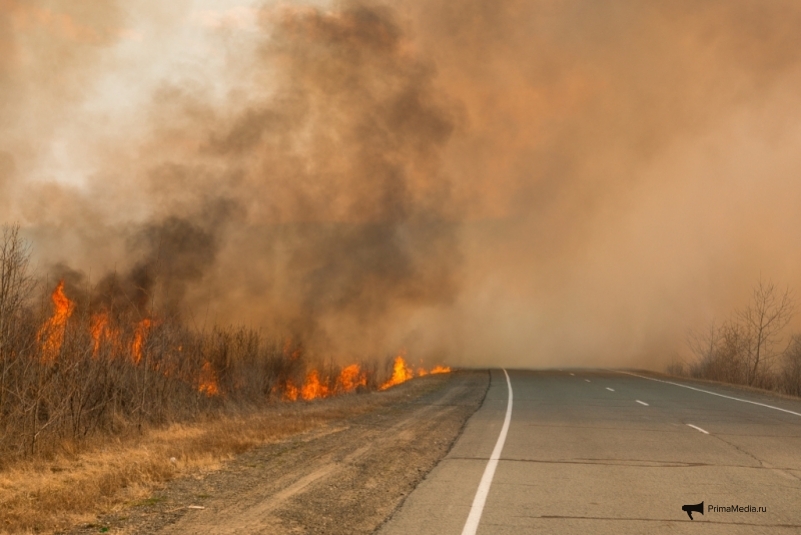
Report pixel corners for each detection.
[3,0,801,369]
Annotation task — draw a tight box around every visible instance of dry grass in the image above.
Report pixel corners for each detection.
[0,224,393,463]
[0,385,422,535]
[0,225,447,533]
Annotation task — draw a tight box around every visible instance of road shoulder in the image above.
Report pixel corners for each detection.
[64,370,489,535]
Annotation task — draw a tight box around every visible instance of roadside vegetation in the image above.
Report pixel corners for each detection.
[670,278,801,396]
[0,224,450,533]
[0,224,378,462]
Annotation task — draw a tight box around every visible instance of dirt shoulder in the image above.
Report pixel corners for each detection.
[62,370,489,535]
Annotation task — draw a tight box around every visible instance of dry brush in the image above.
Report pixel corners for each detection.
[0,224,447,467]
[677,279,801,395]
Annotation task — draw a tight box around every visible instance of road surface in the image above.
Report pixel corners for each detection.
[379,369,801,534]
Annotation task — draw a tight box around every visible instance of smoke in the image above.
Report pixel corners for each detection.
[4,0,801,368]
[401,0,801,368]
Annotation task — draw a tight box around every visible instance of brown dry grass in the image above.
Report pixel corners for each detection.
[0,386,417,535]
[0,225,452,534]
[0,376,447,534]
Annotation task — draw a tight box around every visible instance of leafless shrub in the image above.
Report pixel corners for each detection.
[683,279,798,394]
[0,224,386,465]
[690,321,750,384]
[780,335,801,397]
[738,280,795,386]
[665,360,686,376]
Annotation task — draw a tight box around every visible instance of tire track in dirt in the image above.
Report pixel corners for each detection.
[71,370,488,535]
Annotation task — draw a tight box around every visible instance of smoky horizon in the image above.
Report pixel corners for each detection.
[3,0,801,369]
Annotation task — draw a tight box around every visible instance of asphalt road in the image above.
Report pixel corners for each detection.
[379,369,801,534]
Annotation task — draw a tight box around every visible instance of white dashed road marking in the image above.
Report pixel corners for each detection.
[620,371,801,417]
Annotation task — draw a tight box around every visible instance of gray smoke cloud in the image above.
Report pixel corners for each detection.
[4,0,801,367]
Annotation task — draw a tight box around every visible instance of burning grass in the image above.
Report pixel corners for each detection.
[0,227,452,532]
[380,352,451,390]
[0,373,458,534]
[37,280,75,364]
[0,278,450,460]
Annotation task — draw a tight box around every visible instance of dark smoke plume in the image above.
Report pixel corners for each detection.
[4,0,801,367]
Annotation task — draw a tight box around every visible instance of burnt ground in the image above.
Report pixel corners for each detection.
[63,370,489,535]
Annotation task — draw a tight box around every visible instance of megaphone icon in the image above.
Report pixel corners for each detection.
[682,501,704,520]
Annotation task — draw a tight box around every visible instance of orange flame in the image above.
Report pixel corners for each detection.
[89,311,120,358]
[89,313,107,356]
[301,369,331,400]
[198,361,220,396]
[337,364,367,393]
[283,380,299,401]
[380,354,413,390]
[38,280,75,363]
[131,318,152,364]
[283,364,366,401]
[379,353,451,390]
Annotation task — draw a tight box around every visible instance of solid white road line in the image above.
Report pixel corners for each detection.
[621,371,801,417]
[635,400,649,406]
[461,369,513,535]
[687,424,709,434]
[606,387,615,392]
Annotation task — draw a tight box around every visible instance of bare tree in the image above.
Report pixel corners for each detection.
[0,224,33,349]
[688,320,750,384]
[687,321,719,365]
[0,224,35,418]
[738,279,795,386]
[715,321,751,384]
